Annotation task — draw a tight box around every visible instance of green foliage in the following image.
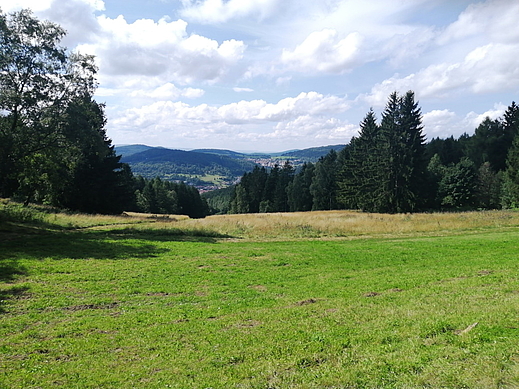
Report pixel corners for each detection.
[336,91,427,213]
[476,162,502,209]
[310,149,339,210]
[0,10,134,214]
[287,162,315,211]
[466,117,514,172]
[202,186,235,214]
[337,109,381,210]
[132,176,208,218]
[438,158,477,209]
[0,9,97,197]
[229,163,295,214]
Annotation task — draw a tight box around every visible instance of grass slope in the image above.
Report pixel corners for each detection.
[1,205,519,388]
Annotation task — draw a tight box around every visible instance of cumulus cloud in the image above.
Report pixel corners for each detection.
[3,0,55,12]
[129,83,205,100]
[358,41,519,107]
[438,0,519,45]
[113,91,348,129]
[281,29,363,74]
[109,92,352,149]
[75,15,246,85]
[423,109,458,137]
[463,103,507,131]
[180,0,279,23]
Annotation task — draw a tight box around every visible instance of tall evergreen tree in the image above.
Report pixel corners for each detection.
[377,91,426,213]
[502,133,519,208]
[55,97,134,214]
[337,109,381,210]
[311,150,339,211]
[287,162,315,212]
[466,118,509,172]
[476,162,501,209]
[273,161,294,212]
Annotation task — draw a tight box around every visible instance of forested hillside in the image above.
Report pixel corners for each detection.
[222,93,519,215]
[120,148,256,187]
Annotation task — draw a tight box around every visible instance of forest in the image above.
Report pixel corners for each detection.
[2,9,519,218]
[0,9,208,218]
[225,93,519,214]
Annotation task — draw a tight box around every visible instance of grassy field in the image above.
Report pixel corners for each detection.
[1,202,519,388]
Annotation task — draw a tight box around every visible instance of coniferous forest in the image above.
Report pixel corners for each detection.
[2,9,519,218]
[228,93,519,214]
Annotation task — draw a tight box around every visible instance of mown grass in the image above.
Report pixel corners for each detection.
[1,202,519,388]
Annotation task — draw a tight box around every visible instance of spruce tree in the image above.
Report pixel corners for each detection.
[377,91,426,213]
[502,134,519,208]
[287,162,315,211]
[310,150,338,210]
[337,109,381,211]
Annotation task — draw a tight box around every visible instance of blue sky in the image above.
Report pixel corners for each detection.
[5,0,519,152]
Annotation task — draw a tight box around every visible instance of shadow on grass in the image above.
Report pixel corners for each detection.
[0,227,229,263]
[0,285,30,313]
[0,227,231,312]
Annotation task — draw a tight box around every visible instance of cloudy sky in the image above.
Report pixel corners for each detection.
[5,0,519,152]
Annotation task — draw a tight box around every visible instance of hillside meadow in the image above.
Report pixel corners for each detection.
[1,202,519,388]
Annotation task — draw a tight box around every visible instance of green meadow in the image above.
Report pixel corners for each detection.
[1,204,519,388]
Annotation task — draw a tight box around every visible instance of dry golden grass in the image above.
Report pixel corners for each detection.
[122,211,190,221]
[6,198,518,240]
[172,209,519,240]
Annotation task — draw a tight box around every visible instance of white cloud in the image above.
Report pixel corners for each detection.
[423,109,457,137]
[75,15,246,85]
[274,116,357,141]
[3,0,55,12]
[109,92,351,148]
[180,0,279,23]
[359,41,519,106]
[438,0,519,45]
[233,87,254,92]
[281,29,363,74]
[421,104,508,140]
[463,103,507,131]
[129,83,205,100]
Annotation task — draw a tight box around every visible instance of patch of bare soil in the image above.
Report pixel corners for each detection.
[296,298,318,306]
[63,302,119,311]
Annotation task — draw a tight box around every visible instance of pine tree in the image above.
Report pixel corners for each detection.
[502,134,519,208]
[273,161,294,212]
[310,150,338,210]
[287,162,315,212]
[377,91,426,213]
[337,109,381,211]
[476,162,501,209]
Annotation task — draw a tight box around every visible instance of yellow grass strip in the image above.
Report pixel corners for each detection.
[175,210,519,240]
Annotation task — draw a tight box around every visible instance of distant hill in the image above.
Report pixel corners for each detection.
[118,144,346,189]
[120,148,256,188]
[281,144,346,161]
[191,149,249,159]
[115,144,156,157]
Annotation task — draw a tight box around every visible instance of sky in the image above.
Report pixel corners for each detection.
[4,0,519,152]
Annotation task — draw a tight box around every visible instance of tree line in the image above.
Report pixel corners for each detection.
[0,9,208,217]
[228,92,519,214]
